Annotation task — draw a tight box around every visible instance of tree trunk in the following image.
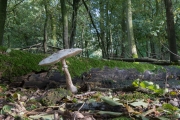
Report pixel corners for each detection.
[164,0,178,62]
[50,13,57,48]
[105,1,110,57]
[126,0,138,58]
[61,0,69,49]
[0,0,8,46]
[81,26,85,56]
[43,1,48,53]
[99,0,107,58]
[120,0,126,58]
[70,0,80,48]
[150,39,156,58]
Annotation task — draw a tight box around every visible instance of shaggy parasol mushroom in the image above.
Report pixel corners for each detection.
[39,48,82,93]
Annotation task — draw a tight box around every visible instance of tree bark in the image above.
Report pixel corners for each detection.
[121,0,126,58]
[43,0,49,53]
[50,13,57,48]
[164,0,178,62]
[0,0,8,46]
[61,0,69,49]
[105,1,111,57]
[126,0,138,58]
[99,0,107,57]
[70,0,80,48]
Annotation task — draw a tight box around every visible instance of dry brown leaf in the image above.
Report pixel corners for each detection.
[124,104,140,115]
[73,111,84,119]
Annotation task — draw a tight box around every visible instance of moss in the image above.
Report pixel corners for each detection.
[0,47,159,79]
[132,54,138,58]
[0,48,49,78]
[118,92,155,101]
[65,57,158,78]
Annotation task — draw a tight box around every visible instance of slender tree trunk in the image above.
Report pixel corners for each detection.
[70,0,80,48]
[109,29,113,57]
[81,26,85,56]
[61,0,69,49]
[85,40,89,58]
[164,0,178,62]
[99,0,107,57]
[50,13,57,48]
[106,1,110,57]
[126,0,138,58]
[146,40,151,57]
[43,1,48,53]
[150,39,156,58]
[121,0,126,58]
[7,34,11,48]
[0,0,8,46]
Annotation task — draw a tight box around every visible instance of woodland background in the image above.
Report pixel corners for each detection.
[0,0,180,62]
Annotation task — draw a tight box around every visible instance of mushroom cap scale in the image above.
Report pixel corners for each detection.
[39,48,82,66]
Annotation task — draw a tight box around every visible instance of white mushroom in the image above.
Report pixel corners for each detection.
[39,48,82,93]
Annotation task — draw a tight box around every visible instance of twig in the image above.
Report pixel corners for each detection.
[73,102,86,120]
[160,41,180,58]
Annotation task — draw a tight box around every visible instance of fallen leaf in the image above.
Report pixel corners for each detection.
[124,104,140,115]
[130,99,148,108]
[97,111,122,116]
[100,96,124,106]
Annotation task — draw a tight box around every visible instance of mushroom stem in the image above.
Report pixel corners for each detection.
[61,59,77,93]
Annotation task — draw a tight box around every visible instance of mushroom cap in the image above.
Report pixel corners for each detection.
[39,48,82,66]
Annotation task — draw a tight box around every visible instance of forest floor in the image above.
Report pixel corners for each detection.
[1,48,180,119]
[1,66,180,120]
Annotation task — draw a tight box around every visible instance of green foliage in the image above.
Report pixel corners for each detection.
[100,96,124,106]
[0,105,13,115]
[162,103,179,111]
[157,103,180,119]
[132,79,168,95]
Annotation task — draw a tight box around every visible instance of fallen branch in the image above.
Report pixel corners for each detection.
[107,57,171,65]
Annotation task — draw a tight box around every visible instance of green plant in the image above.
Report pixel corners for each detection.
[132,79,168,95]
[156,103,180,119]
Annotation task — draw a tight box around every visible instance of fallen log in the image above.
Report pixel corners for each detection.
[107,57,171,65]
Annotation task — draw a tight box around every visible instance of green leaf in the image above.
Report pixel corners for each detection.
[148,84,159,91]
[140,81,153,88]
[175,113,180,118]
[1,105,13,114]
[101,96,124,106]
[98,111,122,116]
[162,103,179,111]
[132,79,140,87]
[29,114,55,120]
[141,116,149,120]
[130,100,148,108]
